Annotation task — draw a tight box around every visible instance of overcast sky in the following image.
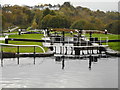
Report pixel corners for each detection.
[1,0,119,12]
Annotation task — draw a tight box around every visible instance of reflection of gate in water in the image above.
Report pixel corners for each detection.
[49,36,109,69]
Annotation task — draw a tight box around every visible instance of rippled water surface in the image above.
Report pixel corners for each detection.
[1,57,118,88]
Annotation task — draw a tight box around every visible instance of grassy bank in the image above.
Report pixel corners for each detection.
[2,33,120,53]
[2,34,48,53]
[85,34,120,52]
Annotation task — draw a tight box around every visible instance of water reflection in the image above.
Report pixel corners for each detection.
[1,57,118,88]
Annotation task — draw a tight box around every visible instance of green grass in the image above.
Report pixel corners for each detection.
[2,46,47,53]
[2,33,120,53]
[85,34,120,52]
[9,34,43,39]
[2,34,48,53]
[85,34,119,40]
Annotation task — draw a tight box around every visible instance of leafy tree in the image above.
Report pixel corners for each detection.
[31,19,38,29]
[41,14,53,29]
[90,17,104,30]
[50,10,56,15]
[49,15,70,28]
[106,20,120,34]
[33,10,43,28]
[2,3,120,34]
[41,15,70,28]
[42,8,51,17]
[70,20,87,30]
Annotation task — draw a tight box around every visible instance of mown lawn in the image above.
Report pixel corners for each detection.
[85,34,120,51]
[2,33,120,53]
[2,34,48,53]
[9,34,43,39]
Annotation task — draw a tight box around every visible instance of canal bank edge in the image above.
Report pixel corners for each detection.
[1,51,55,58]
[1,50,120,58]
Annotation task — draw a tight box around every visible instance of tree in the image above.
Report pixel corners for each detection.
[106,20,120,34]
[41,15,71,28]
[41,14,53,29]
[62,2,71,7]
[70,19,98,30]
[90,17,104,30]
[43,8,51,17]
[70,20,86,30]
[31,19,38,29]
[50,10,56,15]
[49,15,70,28]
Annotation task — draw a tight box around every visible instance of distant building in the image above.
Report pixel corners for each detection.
[2,4,11,7]
[2,3,60,11]
[33,4,60,10]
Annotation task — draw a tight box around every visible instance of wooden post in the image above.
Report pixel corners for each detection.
[71,47,73,55]
[17,46,19,64]
[65,47,67,55]
[33,46,36,64]
[97,47,99,54]
[82,48,84,55]
[55,46,56,54]
[60,46,62,54]
[92,47,94,54]
[87,47,89,54]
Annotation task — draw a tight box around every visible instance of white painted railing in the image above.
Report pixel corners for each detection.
[0,43,45,53]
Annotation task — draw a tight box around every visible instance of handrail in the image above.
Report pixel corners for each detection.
[0,43,45,53]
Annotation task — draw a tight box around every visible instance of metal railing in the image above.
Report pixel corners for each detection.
[0,43,45,53]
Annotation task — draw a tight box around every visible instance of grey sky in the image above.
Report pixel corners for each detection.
[1,0,119,12]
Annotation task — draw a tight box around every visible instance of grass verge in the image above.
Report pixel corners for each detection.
[2,34,48,53]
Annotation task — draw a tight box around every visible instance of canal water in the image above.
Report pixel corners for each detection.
[1,57,118,88]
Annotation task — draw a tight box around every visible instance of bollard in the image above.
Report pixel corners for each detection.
[18,29,21,35]
[5,39,8,44]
